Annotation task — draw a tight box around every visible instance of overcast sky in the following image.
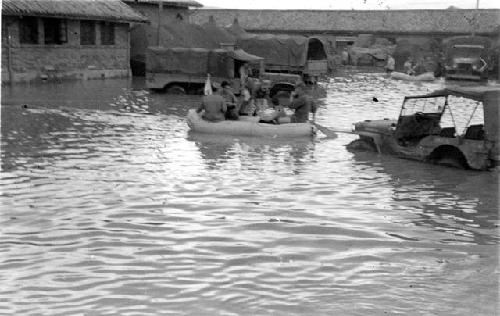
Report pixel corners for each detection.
[199,0,500,10]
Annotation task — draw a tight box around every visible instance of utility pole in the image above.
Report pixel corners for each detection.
[472,0,479,36]
[157,1,163,46]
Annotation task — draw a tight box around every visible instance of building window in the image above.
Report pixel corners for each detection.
[100,22,115,45]
[20,17,39,44]
[44,18,67,44]
[80,20,95,45]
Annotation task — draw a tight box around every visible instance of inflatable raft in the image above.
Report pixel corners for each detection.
[187,109,316,138]
[390,71,435,81]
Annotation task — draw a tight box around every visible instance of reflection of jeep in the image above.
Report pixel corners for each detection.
[347,86,500,170]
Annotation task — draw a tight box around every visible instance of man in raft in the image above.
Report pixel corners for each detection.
[196,85,227,122]
[385,54,395,73]
[279,82,316,124]
[221,81,239,120]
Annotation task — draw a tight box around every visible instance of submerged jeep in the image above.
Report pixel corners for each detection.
[347,86,500,170]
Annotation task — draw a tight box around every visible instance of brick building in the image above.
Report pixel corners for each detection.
[1,0,148,83]
[123,0,203,75]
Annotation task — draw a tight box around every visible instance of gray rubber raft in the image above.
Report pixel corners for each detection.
[187,109,316,138]
[390,71,435,81]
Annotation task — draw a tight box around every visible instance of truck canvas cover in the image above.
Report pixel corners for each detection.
[147,47,231,77]
[236,34,314,69]
[146,47,262,78]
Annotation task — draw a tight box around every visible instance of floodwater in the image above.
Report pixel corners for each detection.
[1,72,498,316]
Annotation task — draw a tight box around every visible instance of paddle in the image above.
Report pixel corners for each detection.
[312,122,359,139]
[311,112,355,138]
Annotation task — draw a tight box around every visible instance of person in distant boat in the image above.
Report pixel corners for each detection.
[414,57,426,75]
[238,81,256,116]
[221,81,239,120]
[404,57,416,75]
[196,85,226,122]
[434,54,446,78]
[341,47,350,65]
[385,54,395,73]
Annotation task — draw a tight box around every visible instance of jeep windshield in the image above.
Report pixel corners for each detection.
[400,96,446,116]
[399,89,486,139]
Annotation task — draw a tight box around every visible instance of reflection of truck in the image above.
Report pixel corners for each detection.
[347,86,500,170]
[443,36,491,81]
[146,47,264,94]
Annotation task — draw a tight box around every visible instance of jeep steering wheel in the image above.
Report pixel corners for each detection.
[414,112,426,123]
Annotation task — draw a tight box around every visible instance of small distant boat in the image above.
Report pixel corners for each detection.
[187,109,316,138]
[390,71,435,81]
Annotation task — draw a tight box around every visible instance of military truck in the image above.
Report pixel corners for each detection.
[146,47,301,95]
[146,47,264,94]
[443,36,492,81]
[236,34,329,83]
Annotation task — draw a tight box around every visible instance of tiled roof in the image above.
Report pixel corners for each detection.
[192,9,500,35]
[122,0,202,8]
[2,0,149,23]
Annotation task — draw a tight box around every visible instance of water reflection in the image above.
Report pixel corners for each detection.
[1,75,498,315]
[350,151,499,245]
[188,132,315,174]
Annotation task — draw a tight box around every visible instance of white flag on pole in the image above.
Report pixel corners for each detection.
[204,74,213,95]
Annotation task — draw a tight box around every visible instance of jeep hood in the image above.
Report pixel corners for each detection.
[353,119,397,135]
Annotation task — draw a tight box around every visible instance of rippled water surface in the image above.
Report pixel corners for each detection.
[1,73,498,315]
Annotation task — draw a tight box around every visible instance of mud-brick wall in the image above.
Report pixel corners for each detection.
[1,17,131,83]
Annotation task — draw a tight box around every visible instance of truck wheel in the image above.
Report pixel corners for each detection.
[275,90,291,98]
[166,85,186,95]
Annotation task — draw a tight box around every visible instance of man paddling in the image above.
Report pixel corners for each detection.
[288,82,315,123]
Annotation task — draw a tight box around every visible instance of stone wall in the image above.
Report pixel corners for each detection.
[191,9,500,36]
[2,16,131,83]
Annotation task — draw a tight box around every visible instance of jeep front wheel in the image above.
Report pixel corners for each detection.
[346,138,377,152]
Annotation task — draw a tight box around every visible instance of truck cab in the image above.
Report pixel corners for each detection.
[444,40,490,81]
